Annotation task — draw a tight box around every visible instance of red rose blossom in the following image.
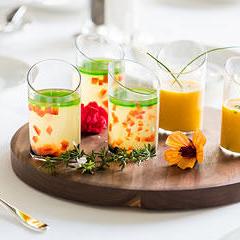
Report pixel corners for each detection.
[81,102,108,134]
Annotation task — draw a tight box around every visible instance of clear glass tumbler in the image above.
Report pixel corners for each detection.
[220,57,240,156]
[75,34,124,111]
[27,59,81,158]
[108,59,159,152]
[157,40,207,133]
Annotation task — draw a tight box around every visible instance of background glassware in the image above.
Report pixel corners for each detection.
[75,34,124,111]
[27,59,81,157]
[220,57,240,156]
[157,40,207,133]
[108,59,159,152]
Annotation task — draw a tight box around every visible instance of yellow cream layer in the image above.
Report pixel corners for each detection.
[29,105,80,156]
[108,101,158,151]
[81,73,108,110]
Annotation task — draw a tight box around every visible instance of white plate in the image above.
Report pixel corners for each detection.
[27,0,88,12]
[0,56,30,90]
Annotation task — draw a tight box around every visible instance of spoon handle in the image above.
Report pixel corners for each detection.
[0,197,48,232]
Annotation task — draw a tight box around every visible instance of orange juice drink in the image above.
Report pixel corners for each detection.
[220,98,240,154]
[159,80,203,132]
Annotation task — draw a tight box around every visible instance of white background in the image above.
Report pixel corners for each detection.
[1,0,240,239]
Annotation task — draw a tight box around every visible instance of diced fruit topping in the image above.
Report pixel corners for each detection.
[33,125,41,136]
[115,139,123,145]
[61,140,69,151]
[103,100,108,109]
[29,104,59,117]
[99,89,107,98]
[32,136,38,143]
[135,136,141,142]
[144,134,155,142]
[103,75,108,83]
[91,77,98,84]
[46,126,53,135]
[112,112,119,124]
[109,123,112,132]
[33,144,60,156]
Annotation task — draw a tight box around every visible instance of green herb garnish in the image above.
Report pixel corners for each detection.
[176,46,239,78]
[147,52,183,88]
[148,46,240,89]
[41,144,156,175]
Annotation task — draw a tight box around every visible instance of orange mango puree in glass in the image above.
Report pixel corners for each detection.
[221,99,240,153]
[159,80,203,132]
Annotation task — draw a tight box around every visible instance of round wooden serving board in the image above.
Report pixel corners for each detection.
[11,107,240,210]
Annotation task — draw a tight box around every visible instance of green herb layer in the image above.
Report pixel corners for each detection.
[110,88,158,107]
[78,59,110,76]
[29,89,80,107]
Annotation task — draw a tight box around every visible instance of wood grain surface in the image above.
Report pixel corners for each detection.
[10,107,240,210]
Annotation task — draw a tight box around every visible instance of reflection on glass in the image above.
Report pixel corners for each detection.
[158,40,207,133]
[220,57,240,156]
[108,59,159,152]
[75,34,123,111]
[27,59,81,157]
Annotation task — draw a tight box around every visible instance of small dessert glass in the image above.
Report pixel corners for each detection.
[220,57,240,156]
[108,59,160,152]
[75,34,124,111]
[27,59,81,158]
[157,40,207,134]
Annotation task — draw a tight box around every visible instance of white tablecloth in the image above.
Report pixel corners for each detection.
[1,1,240,239]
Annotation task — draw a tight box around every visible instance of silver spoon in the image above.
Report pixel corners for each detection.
[0,197,48,232]
[1,5,28,33]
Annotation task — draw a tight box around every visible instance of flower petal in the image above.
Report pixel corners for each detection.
[164,149,181,166]
[192,130,206,164]
[192,130,206,149]
[196,147,204,163]
[166,131,191,149]
[177,157,196,169]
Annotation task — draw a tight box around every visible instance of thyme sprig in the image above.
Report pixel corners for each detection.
[41,144,156,175]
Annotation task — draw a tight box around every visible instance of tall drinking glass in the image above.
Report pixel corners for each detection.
[108,60,159,152]
[75,34,124,111]
[27,59,81,158]
[158,40,207,133]
[220,57,240,156]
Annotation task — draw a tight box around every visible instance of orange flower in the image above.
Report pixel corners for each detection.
[164,130,206,170]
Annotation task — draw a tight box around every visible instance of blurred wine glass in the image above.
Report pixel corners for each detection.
[82,0,156,47]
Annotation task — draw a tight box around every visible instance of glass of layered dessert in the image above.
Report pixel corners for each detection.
[108,60,159,152]
[27,59,81,158]
[157,40,207,134]
[220,57,240,156]
[75,34,124,111]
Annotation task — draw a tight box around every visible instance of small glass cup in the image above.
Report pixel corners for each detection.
[220,57,240,156]
[108,59,159,152]
[27,59,81,158]
[75,34,124,111]
[157,40,207,133]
